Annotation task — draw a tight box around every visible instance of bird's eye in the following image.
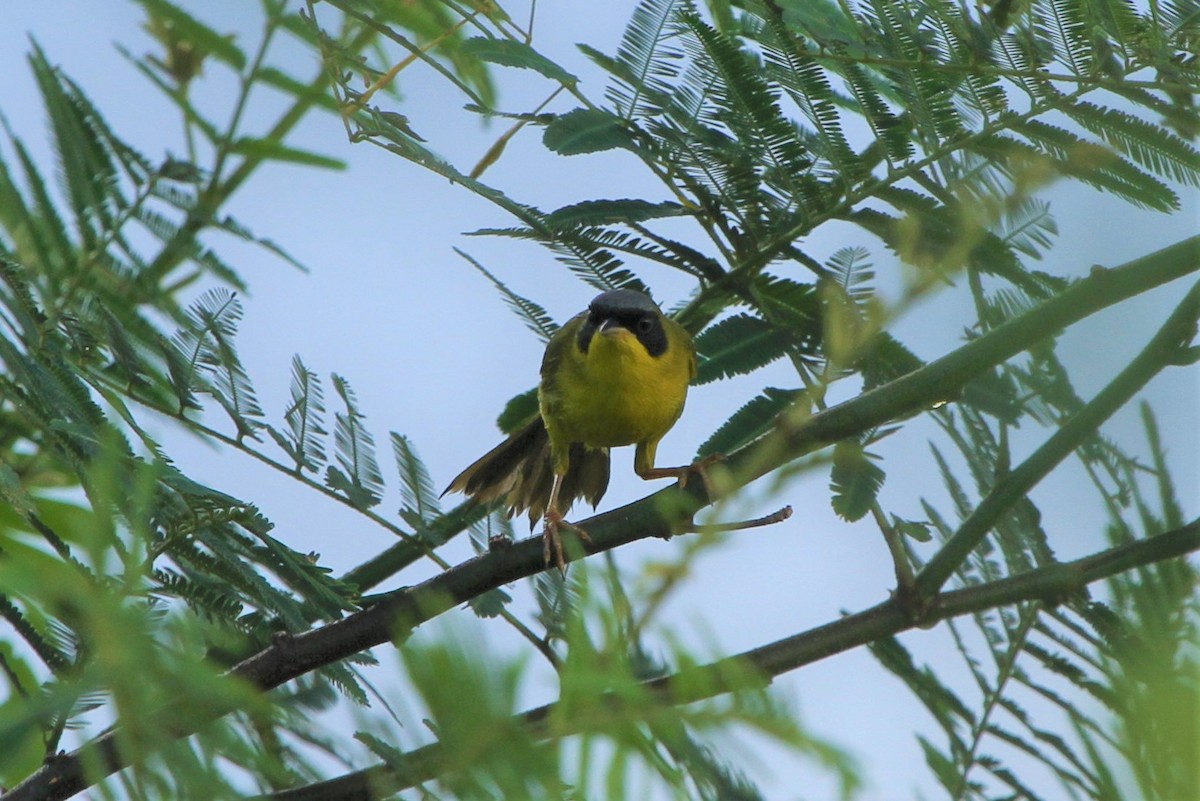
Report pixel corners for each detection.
[636,317,654,334]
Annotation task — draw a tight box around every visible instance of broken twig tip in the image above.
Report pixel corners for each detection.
[694,504,794,534]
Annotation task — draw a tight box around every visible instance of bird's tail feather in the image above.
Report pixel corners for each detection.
[443,416,610,526]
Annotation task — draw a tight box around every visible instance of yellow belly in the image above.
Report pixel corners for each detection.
[544,328,690,448]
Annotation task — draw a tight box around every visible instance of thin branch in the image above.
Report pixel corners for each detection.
[320,0,487,107]
[141,19,364,288]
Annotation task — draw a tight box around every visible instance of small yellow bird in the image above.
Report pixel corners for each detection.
[445,288,698,569]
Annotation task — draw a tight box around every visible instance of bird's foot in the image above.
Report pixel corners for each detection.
[542,509,592,573]
[642,453,726,498]
[676,453,725,494]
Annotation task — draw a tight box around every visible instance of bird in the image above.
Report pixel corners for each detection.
[444,288,698,570]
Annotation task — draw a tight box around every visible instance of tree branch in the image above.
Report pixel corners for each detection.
[6,238,1197,801]
[262,519,1200,801]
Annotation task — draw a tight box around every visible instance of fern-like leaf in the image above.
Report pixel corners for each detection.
[825,246,874,307]
[693,314,797,384]
[270,354,327,473]
[1060,99,1200,187]
[1011,119,1178,211]
[391,432,439,527]
[759,4,862,180]
[544,198,687,227]
[454,247,558,341]
[829,439,885,522]
[606,0,685,120]
[325,374,384,510]
[697,387,801,457]
[679,10,816,209]
[207,313,264,441]
[995,197,1057,259]
[28,43,123,249]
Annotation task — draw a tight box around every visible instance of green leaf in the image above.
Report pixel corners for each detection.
[119,44,224,142]
[455,248,558,342]
[543,108,635,155]
[694,314,796,385]
[460,37,577,84]
[678,11,814,200]
[918,735,960,794]
[0,461,35,519]
[355,731,409,770]
[997,197,1058,259]
[829,440,884,522]
[135,0,247,70]
[771,0,865,48]
[697,387,800,457]
[893,515,932,543]
[857,332,924,391]
[533,568,575,642]
[825,246,874,307]
[392,432,438,523]
[257,66,341,112]
[544,198,687,228]
[594,0,684,120]
[99,307,150,387]
[328,470,374,509]
[214,213,308,272]
[759,5,861,178]
[960,366,1022,424]
[870,634,976,732]
[325,374,384,510]
[1009,121,1179,211]
[466,227,652,295]
[497,388,539,435]
[170,288,239,398]
[754,276,823,348]
[209,333,263,441]
[158,333,200,413]
[227,137,346,170]
[273,355,327,473]
[28,44,123,243]
[468,587,513,618]
[254,532,356,617]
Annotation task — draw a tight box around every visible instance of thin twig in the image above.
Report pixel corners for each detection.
[688,505,793,533]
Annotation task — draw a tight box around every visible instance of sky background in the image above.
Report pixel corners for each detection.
[1,2,1196,799]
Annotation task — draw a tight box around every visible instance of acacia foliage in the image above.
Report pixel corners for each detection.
[0,1,1197,800]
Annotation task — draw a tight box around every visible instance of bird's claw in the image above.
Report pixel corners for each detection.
[542,509,591,573]
[676,453,725,496]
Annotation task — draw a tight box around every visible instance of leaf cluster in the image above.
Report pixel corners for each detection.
[0,2,404,793]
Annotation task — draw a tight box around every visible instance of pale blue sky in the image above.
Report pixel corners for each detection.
[1,3,1196,799]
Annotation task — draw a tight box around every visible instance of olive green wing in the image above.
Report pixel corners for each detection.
[539,311,585,388]
[537,312,586,448]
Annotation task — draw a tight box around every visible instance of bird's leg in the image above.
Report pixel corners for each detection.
[542,474,591,573]
[636,453,724,486]
[635,441,725,497]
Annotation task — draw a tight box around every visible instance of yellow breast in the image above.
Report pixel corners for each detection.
[549,327,691,448]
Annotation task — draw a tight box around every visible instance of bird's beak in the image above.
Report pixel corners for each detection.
[598,317,623,335]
